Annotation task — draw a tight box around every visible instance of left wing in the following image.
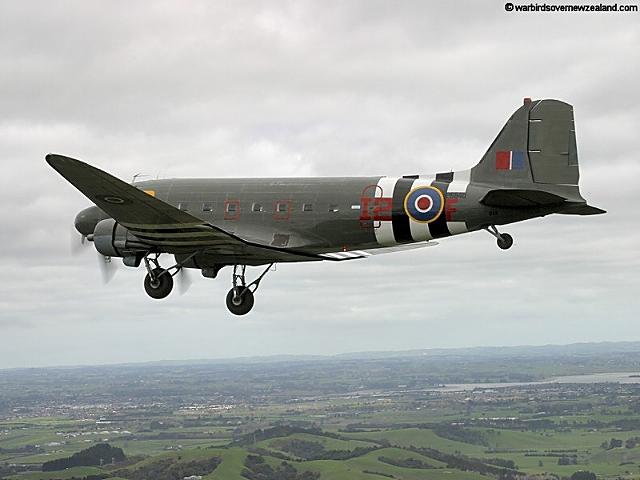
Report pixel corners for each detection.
[46,154,322,263]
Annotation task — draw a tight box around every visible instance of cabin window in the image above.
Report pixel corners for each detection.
[302,203,313,212]
[273,200,291,220]
[328,204,339,213]
[202,202,214,212]
[224,200,240,220]
[178,202,189,211]
[252,203,264,212]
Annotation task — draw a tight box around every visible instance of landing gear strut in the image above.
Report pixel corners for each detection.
[226,264,273,316]
[144,266,174,299]
[142,253,195,299]
[485,225,514,250]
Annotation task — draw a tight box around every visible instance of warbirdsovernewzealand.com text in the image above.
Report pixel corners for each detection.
[504,2,638,12]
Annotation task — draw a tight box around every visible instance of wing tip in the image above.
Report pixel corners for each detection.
[46,154,85,174]
[45,153,66,169]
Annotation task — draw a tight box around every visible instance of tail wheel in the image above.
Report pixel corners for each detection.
[497,233,514,250]
[144,268,174,299]
[226,287,254,315]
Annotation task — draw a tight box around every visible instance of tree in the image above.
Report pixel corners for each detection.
[570,471,596,480]
[609,438,623,449]
[42,444,125,472]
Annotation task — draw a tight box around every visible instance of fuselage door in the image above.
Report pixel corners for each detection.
[360,184,392,229]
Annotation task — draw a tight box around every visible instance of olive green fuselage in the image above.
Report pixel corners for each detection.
[129,173,550,259]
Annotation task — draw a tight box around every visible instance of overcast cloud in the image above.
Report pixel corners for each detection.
[0,0,638,369]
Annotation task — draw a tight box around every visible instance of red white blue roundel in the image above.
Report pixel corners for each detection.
[403,186,444,223]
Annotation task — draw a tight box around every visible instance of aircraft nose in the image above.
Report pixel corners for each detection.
[74,205,108,236]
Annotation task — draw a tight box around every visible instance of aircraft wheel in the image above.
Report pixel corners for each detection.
[226,287,254,315]
[144,268,174,299]
[497,233,514,250]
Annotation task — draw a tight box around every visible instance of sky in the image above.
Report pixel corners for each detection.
[0,1,638,369]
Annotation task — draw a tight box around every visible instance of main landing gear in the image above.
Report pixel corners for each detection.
[142,253,189,299]
[226,263,273,316]
[484,225,514,250]
[141,253,274,314]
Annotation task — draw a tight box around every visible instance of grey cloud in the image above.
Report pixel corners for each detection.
[0,0,638,368]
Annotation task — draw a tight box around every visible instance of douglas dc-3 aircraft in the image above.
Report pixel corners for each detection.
[48,98,604,315]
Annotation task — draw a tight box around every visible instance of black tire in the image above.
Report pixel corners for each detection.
[144,268,174,299]
[497,233,514,250]
[226,287,254,315]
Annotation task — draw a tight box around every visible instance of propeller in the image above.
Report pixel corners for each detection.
[97,253,117,284]
[177,267,192,295]
[71,225,115,283]
[70,227,89,256]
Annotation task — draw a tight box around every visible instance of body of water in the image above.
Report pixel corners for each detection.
[433,372,640,392]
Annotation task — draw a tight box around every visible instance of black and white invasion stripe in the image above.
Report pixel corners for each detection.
[373,170,470,246]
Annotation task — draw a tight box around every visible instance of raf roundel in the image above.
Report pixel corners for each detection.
[403,186,444,223]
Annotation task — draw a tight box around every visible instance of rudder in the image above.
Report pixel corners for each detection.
[528,100,579,185]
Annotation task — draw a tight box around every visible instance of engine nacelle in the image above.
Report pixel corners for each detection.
[93,219,147,260]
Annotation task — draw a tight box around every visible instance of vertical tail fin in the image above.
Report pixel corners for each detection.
[471,99,586,203]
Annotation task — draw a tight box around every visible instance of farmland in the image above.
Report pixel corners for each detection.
[3,342,640,479]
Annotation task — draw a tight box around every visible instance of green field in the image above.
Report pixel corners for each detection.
[5,422,640,480]
[4,345,640,479]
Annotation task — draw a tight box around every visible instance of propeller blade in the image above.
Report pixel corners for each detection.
[98,253,116,284]
[177,267,192,295]
[70,227,88,256]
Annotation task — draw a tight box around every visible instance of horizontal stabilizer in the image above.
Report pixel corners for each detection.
[557,203,606,215]
[481,189,567,208]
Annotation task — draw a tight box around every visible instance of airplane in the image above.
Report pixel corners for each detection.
[47,98,605,315]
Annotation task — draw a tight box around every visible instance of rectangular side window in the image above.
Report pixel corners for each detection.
[273,200,292,220]
[178,202,189,211]
[328,204,339,212]
[202,202,214,212]
[224,199,241,220]
[302,203,313,212]
[252,203,263,212]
